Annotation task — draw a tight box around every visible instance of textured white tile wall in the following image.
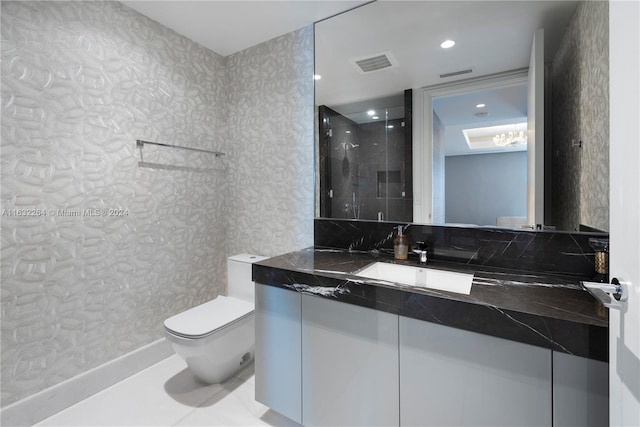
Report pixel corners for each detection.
[225,27,315,257]
[551,1,609,232]
[1,1,315,407]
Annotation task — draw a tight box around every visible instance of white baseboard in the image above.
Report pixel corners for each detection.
[1,338,174,427]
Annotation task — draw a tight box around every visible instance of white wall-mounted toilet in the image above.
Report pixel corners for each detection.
[163,254,267,383]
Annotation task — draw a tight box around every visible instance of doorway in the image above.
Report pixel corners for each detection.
[413,70,541,226]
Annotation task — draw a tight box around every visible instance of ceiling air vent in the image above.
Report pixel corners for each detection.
[350,50,398,74]
[440,68,474,79]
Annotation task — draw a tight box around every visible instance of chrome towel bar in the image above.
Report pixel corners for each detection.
[136,139,225,157]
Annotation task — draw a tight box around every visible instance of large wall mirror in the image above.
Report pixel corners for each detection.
[315,0,609,232]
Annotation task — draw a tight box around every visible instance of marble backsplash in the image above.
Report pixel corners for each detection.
[315,218,608,279]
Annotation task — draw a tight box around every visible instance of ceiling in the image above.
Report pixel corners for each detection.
[434,83,529,156]
[121,1,369,57]
[314,1,578,157]
[315,1,578,107]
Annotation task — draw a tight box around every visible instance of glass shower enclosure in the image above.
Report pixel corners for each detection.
[318,90,413,222]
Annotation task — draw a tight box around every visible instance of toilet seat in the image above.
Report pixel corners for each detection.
[164,296,253,339]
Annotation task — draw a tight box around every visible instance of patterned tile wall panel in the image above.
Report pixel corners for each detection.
[0,1,230,406]
[224,27,315,257]
[551,1,609,232]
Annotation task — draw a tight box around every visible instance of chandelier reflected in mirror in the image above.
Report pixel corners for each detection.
[493,127,528,146]
[462,122,528,152]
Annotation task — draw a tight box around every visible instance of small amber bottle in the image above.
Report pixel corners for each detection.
[589,238,609,283]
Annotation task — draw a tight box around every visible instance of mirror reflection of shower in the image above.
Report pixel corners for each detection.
[318,90,413,222]
[335,140,360,218]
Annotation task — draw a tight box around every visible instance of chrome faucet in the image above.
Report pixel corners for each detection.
[413,241,429,265]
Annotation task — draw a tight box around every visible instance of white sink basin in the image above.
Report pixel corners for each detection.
[354,262,474,295]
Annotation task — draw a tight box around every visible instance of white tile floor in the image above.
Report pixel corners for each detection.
[35,355,301,427]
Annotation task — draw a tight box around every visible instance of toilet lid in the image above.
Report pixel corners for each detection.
[164,296,253,339]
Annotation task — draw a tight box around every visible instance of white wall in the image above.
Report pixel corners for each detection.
[0,0,314,408]
[445,152,527,226]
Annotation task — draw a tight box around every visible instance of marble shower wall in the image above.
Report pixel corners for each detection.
[1,1,315,408]
[225,27,315,258]
[551,1,609,232]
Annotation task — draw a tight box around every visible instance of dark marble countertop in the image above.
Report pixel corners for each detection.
[253,247,608,362]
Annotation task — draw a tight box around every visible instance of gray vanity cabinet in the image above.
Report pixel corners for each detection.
[301,294,400,426]
[552,351,608,426]
[399,315,553,427]
[255,283,607,427]
[254,284,302,424]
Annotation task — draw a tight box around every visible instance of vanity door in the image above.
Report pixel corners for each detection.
[254,284,302,424]
[399,315,552,426]
[301,294,399,426]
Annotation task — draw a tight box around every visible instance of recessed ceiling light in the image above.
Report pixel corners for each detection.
[476,103,486,108]
[440,40,455,49]
[345,130,351,134]
[387,125,394,129]
[313,74,322,80]
[367,110,376,116]
[372,116,379,120]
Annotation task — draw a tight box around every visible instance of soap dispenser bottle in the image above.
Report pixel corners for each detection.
[393,225,409,260]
